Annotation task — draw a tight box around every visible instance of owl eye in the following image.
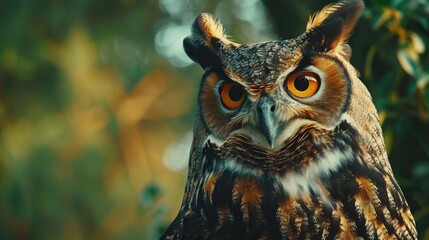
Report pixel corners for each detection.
[285,71,320,98]
[219,81,246,110]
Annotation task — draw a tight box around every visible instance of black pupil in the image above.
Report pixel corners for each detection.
[294,76,309,91]
[229,85,243,101]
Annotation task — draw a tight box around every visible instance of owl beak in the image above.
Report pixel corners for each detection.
[257,95,277,148]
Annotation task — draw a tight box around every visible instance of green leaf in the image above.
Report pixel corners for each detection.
[396,47,419,77]
[409,32,425,54]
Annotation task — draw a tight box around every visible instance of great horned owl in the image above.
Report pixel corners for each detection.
[162,0,417,239]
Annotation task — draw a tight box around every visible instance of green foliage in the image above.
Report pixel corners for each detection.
[0,0,428,239]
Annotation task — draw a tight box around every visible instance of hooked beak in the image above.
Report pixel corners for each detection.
[257,95,277,148]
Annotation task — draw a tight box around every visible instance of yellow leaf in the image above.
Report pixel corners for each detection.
[409,32,425,54]
[396,47,418,76]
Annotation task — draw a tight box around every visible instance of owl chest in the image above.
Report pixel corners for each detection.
[189,152,405,240]
[193,165,337,239]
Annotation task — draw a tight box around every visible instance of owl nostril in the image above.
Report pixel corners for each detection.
[270,106,275,112]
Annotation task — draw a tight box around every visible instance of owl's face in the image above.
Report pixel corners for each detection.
[185,5,361,149]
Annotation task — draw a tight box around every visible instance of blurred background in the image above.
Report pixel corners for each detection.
[1,0,428,239]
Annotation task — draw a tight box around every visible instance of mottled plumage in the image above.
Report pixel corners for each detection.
[161,0,417,239]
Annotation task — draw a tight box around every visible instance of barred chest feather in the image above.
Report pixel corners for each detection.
[177,121,415,240]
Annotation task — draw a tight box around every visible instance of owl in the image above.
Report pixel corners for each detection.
[161,0,417,239]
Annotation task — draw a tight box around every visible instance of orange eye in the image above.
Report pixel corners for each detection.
[285,71,320,98]
[219,81,246,110]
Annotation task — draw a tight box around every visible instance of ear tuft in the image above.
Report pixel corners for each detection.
[183,13,237,69]
[305,0,364,53]
[195,13,229,46]
[306,0,364,32]
[307,2,342,31]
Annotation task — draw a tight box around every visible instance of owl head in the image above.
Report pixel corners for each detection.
[184,0,374,150]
